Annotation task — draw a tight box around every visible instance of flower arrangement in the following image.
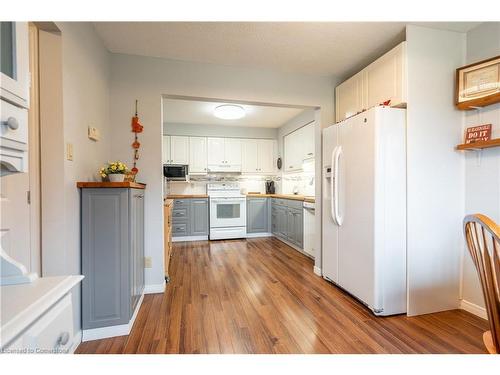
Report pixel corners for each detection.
[99,161,129,182]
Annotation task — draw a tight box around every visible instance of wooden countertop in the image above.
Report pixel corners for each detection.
[77,181,146,189]
[246,193,315,203]
[166,194,208,199]
[164,199,174,207]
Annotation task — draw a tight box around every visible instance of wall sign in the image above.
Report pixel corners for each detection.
[464,124,492,144]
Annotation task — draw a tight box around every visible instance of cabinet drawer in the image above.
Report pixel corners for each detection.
[1,98,28,147]
[173,199,189,208]
[6,293,74,353]
[172,207,188,221]
[172,223,189,236]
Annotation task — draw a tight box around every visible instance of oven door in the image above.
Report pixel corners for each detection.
[210,198,247,228]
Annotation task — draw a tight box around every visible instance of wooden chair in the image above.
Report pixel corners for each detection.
[463,214,500,354]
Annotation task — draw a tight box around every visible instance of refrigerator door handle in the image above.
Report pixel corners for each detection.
[330,146,338,224]
[333,146,344,226]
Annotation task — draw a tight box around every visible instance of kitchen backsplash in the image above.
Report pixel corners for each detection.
[281,158,315,196]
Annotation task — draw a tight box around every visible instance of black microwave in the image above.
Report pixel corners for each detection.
[163,164,189,181]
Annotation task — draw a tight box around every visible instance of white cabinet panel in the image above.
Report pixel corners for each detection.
[224,138,241,166]
[284,131,303,172]
[189,137,207,174]
[335,71,364,122]
[170,136,189,164]
[242,139,259,173]
[300,122,315,160]
[207,137,225,166]
[365,42,407,109]
[162,136,170,164]
[258,139,275,174]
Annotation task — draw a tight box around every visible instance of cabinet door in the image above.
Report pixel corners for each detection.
[284,131,303,172]
[247,198,268,233]
[81,189,129,329]
[365,42,406,109]
[335,70,363,122]
[224,138,242,165]
[207,137,225,166]
[301,123,315,160]
[189,137,207,174]
[258,139,275,174]
[162,136,171,164]
[293,209,304,248]
[241,139,259,173]
[170,136,189,164]
[278,206,288,239]
[190,199,208,236]
[130,189,145,313]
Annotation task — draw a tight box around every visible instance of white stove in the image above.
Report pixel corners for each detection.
[207,183,247,240]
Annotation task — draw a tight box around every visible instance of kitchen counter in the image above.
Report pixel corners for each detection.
[165,194,208,199]
[246,193,315,203]
[77,181,146,189]
[164,199,174,207]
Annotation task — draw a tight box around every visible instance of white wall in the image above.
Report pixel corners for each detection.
[164,122,279,139]
[461,22,500,316]
[42,22,111,335]
[406,25,466,316]
[109,53,336,288]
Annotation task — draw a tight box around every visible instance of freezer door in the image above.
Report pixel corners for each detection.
[337,110,376,309]
[321,124,339,284]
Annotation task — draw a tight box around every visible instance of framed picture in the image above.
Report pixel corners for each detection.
[456,55,500,110]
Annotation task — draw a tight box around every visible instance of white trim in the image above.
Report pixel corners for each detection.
[314,266,322,276]
[82,293,144,342]
[459,299,487,320]
[172,235,208,242]
[69,330,81,354]
[144,282,166,294]
[245,232,273,238]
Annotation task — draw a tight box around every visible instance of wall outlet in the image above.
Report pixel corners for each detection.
[88,126,100,141]
[66,143,73,161]
[144,256,152,268]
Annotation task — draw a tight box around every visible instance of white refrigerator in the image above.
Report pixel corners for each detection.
[322,106,407,316]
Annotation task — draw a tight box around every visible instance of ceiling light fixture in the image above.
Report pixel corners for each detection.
[213,104,246,120]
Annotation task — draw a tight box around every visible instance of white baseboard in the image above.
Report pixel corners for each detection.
[69,330,82,353]
[313,266,322,276]
[246,232,273,238]
[459,299,487,319]
[172,235,208,242]
[82,293,144,342]
[144,282,166,294]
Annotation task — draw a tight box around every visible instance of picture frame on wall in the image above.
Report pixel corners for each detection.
[456,55,500,110]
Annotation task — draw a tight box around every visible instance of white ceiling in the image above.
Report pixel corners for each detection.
[163,99,305,128]
[93,22,480,78]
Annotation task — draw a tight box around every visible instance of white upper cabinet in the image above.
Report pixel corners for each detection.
[284,130,303,172]
[335,42,407,122]
[163,135,189,164]
[224,138,241,166]
[0,22,30,108]
[207,137,241,172]
[300,122,315,160]
[207,137,226,166]
[170,136,189,164]
[364,42,407,110]
[335,71,364,123]
[188,137,207,174]
[241,139,276,174]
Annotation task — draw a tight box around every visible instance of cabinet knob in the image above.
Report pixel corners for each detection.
[307,152,313,156]
[2,117,19,130]
[134,194,144,199]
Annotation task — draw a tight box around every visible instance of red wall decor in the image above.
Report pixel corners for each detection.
[131,99,144,176]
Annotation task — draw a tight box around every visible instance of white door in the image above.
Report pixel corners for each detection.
[162,136,171,164]
[189,137,207,174]
[207,138,225,166]
[302,122,315,160]
[337,111,375,308]
[321,124,339,283]
[258,139,275,174]
[335,70,363,122]
[241,139,258,173]
[224,138,241,166]
[170,136,189,164]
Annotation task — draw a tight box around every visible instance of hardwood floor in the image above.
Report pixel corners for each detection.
[76,237,488,354]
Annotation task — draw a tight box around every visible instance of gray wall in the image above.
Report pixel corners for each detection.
[462,22,500,311]
[164,122,278,139]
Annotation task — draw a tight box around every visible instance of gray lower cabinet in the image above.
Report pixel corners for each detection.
[247,197,270,234]
[81,187,145,330]
[172,198,208,238]
[271,198,304,249]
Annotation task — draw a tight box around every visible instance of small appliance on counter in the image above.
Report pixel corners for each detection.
[265,180,275,194]
[163,164,189,181]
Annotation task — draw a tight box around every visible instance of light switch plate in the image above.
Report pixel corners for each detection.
[144,256,152,268]
[66,143,73,161]
[88,126,100,141]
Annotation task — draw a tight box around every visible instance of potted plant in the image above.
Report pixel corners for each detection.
[99,161,129,182]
